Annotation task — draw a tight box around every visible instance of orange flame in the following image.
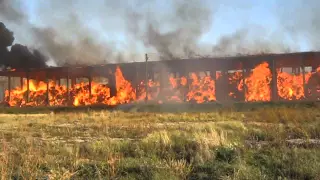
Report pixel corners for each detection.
[277,70,310,100]
[3,63,320,107]
[187,73,216,103]
[238,62,272,102]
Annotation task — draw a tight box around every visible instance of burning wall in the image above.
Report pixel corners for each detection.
[1,52,320,107]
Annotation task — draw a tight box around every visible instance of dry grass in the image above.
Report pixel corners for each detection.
[0,105,319,179]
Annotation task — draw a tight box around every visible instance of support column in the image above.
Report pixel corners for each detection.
[52,77,56,86]
[241,61,248,102]
[20,77,23,89]
[243,69,249,102]
[221,69,229,102]
[179,69,189,102]
[215,69,226,102]
[109,68,117,98]
[71,77,76,87]
[133,64,139,100]
[8,75,11,103]
[26,70,30,103]
[145,54,149,102]
[159,66,166,102]
[210,70,216,82]
[301,57,307,100]
[210,69,216,102]
[88,67,92,99]
[66,68,70,104]
[271,59,278,101]
[46,72,49,106]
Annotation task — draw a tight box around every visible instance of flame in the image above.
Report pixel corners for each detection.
[70,67,137,106]
[276,70,309,100]
[3,62,320,107]
[228,71,243,100]
[238,62,272,102]
[186,73,216,103]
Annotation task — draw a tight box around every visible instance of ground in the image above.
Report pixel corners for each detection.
[0,103,320,179]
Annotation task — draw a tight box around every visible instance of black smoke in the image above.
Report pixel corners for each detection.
[0,22,48,69]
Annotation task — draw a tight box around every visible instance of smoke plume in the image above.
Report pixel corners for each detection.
[127,0,214,60]
[1,0,319,67]
[211,28,294,56]
[30,17,117,66]
[276,0,320,50]
[0,22,48,69]
[0,0,23,22]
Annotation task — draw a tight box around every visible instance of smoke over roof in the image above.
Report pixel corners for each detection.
[0,22,48,69]
[0,0,319,67]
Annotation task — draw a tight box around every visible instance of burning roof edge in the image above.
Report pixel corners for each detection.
[1,51,320,73]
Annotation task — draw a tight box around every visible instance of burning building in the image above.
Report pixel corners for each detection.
[0,51,320,107]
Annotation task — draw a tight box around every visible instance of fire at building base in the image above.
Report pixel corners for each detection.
[0,51,320,108]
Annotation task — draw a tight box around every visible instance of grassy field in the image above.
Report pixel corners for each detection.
[0,104,320,179]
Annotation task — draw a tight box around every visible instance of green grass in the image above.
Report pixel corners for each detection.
[0,105,319,179]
